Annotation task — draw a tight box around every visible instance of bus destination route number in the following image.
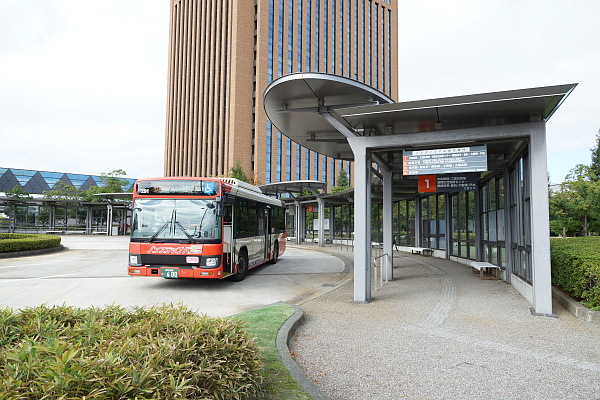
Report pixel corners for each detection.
[161,268,179,279]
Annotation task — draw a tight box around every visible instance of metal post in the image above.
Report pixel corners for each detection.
[415,197,422,247]
[329,204,335,245]
[445,193,451,259]
[382,168,393,281]
[317,196,325,247]
[474,185,482,261]
[107,203,113,236]
[294,201,302,245]
[503,167,513,282]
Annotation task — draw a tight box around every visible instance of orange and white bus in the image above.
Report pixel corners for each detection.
[127,177,286,281]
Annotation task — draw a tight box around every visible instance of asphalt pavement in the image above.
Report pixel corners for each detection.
[289,247,600,400]
[0,236,345,316]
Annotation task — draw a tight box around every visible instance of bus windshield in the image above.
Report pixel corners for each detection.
[130,198,220,242]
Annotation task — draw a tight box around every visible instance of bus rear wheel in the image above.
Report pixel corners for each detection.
[230,251,248,282]
[270,242,279,264]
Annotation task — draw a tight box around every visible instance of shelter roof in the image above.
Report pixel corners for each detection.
[259,180,327,196]
[263,73,577,161]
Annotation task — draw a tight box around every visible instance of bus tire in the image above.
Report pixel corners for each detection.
[230,250,248,282]
[270,241,279,264]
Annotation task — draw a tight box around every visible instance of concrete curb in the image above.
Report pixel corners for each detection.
[552,286,600,324]
[276,302,328,400]
[0,245,65,259]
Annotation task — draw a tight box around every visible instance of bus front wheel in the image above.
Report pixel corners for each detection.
[230,251,248,282]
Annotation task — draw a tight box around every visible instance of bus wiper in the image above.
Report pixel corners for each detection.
[148,207,177,242]
[174,221,195,242]
[148,221,170,242]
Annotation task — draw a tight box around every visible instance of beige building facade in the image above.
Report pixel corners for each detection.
[164,0,398,187]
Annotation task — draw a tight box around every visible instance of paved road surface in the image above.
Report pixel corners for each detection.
[0,236,345,316]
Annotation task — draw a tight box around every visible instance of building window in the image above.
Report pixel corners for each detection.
[276,130,282,181]
[331,0,336,74]
[288,0,293,74]
[297,0,303,71]
[305,149,310,179]
[278,0,284,78]
[324,0,328,73]
[315,0,320,70]
[296,144,301,180]
[266,122,272,183]
[268,0,274,82]
[286,138,291,181]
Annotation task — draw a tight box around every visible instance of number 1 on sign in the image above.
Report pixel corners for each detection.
[418,175,437,192]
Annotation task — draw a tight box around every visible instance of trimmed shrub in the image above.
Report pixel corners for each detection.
[0,233,61,253]
[551,237,600,309]
[0,304,262,399]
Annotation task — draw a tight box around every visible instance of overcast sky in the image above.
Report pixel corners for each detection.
[1,0,598,183]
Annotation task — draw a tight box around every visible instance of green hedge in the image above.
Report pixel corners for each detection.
[0,304,262,399]
[551,237,600,310]
[0,233,61,253]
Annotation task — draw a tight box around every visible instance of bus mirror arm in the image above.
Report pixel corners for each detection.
[217,203,225,218]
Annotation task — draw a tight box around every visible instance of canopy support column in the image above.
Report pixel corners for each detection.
[529,124,554,316]
[382,168,394,281]
[294,201,302,245]
[349,139,372,303]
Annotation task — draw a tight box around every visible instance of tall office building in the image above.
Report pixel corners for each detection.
[164,0,397,187]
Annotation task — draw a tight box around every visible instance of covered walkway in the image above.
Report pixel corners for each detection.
[263,72,577,315]
[289,245,600,400]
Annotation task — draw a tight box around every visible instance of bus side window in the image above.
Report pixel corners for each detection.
[224,204,232,225]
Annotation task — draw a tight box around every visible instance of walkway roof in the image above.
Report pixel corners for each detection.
[264,73,577,167]
[259,180,327,196]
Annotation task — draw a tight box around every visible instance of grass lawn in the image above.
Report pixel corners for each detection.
[235,303,314,400]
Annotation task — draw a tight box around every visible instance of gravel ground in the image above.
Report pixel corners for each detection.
[290,250,600,400]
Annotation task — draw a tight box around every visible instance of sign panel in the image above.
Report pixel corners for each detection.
[436,174,478,192]
[418,175,437,192]
[403,145,487,175]
[417,174,478,193]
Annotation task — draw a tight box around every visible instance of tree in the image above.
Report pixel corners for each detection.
[331,169,351,193]
[98,169,131,193]
[228,160,249,183]
[4,185,31,199]
[44,181,81,200]
[44,169,131,202]
[556,164,600,236]
[589,127,600,180]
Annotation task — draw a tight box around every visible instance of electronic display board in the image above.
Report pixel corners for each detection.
[403,145,488,175]
[136,180,219,196]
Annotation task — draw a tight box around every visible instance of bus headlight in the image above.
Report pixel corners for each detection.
[129,254,141,266]
[205,257,219,267]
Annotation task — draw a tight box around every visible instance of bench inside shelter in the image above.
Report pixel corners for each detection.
[470,261,501,280]
[410,247,433,256]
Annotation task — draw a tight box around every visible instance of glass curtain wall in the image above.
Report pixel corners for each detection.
[509,152,532,283]
[420,194,446,250]
[394,199,415,246]
[333,204,354,239]
[480,175,506,267]
[450,191,476,259]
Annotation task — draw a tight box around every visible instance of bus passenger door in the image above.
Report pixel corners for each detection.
[262,207,270,261]
[223,204,233,273]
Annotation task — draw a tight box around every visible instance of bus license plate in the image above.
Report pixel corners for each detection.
[161,268,178,279]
